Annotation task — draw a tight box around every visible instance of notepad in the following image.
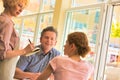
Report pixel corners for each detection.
[26,47,40,56]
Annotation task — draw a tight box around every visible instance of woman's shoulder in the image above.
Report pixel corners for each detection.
[0,14,7,23]
[0,14,14,31]
[0,13,12,24]
[54,55,67,59]
[83,61,94,71]
[51,55,69,63]
[52,56,62,60]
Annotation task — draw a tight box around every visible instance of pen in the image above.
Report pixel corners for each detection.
[28,39,32,44]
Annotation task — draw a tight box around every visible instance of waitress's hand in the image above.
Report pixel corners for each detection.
[23,43,35,55]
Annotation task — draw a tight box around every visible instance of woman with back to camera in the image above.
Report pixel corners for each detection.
[0,0,34,80]
[36,32,94,80]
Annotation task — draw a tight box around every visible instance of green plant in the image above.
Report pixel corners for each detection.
[110,22,120,38]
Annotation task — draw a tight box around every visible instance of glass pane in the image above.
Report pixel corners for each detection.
[41,0,56,12]
[36,13,53,44]
[13,18,22,35]
[104,5,120,80]
[15,16,37,49]
[20,0,41,16]
[71,0,106,7]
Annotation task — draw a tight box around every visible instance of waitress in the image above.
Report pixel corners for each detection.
[0,0,34,80]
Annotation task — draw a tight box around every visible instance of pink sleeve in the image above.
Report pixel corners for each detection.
[49,57,58,72]
[0,21,13,60]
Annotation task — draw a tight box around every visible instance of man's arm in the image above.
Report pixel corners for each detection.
[14,68,40,80]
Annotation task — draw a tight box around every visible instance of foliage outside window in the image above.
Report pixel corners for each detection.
[111,22,120,38]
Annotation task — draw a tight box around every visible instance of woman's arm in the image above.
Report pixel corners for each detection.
[36,64,53,80]
[5,43,34,59]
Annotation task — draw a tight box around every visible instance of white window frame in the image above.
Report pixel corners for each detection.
[97,0,120,80]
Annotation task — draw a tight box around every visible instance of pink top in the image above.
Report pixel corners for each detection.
[0,13,19,60]
[50,56,94,80]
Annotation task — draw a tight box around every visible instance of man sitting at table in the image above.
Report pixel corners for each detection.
[14,26,60,80]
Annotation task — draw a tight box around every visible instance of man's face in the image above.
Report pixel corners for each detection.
[40,31,57,51]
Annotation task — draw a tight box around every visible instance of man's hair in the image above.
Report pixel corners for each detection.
[41,26,58,38]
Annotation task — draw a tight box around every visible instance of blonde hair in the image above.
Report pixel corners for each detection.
[2,0,29,9]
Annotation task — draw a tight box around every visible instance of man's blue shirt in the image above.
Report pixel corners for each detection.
[17,45,60,72]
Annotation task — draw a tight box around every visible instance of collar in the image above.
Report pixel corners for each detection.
[36,45,53,56]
